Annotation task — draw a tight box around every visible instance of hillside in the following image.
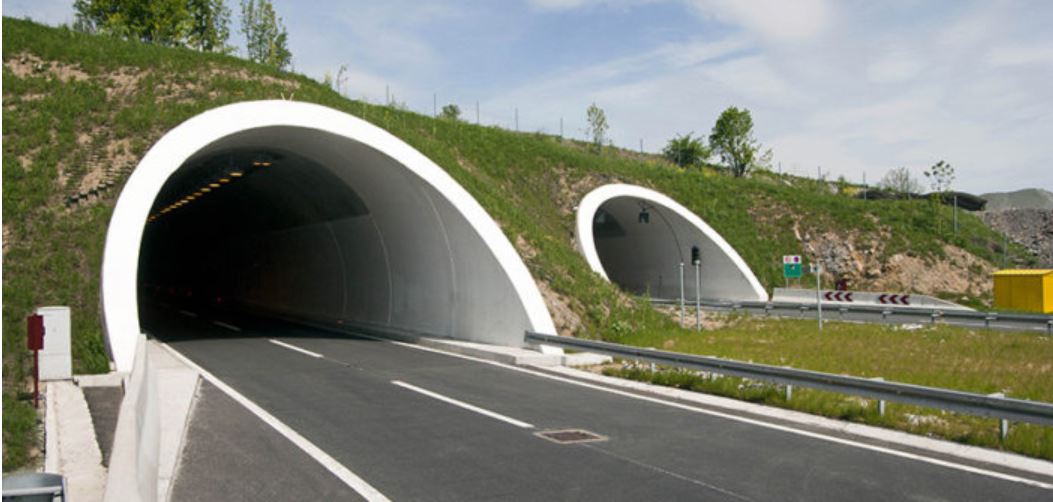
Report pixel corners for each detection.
[1,18,1038,466]
[981,188,1053,211]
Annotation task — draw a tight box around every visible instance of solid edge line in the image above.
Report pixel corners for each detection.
[269,339,323,358]
[178,310,197,318]
[212,321,241,332]
[158,341,391,501]
[391,380,534,429]
[369,336,1053,491]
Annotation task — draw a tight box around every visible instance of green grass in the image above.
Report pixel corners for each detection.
[601,315,1053,459]
[0,17,1043,469]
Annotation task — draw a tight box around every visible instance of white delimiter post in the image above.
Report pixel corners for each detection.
[695,262,701,331]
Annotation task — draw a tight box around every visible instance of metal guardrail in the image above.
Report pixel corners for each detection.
[647,297,1053,332]
[524,331,1053,427]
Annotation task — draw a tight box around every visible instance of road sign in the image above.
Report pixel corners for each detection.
[782,255,802,278]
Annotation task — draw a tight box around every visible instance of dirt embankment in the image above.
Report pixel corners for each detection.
[798,225,994,299]
[980,209,1053,268]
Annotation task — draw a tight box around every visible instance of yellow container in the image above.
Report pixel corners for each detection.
[992,269,1053,313]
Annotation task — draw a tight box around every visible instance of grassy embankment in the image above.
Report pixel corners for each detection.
[2,17,1045,468]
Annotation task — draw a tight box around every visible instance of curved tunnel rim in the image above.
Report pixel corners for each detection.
[102,100,556,372]
[574,183,768,301]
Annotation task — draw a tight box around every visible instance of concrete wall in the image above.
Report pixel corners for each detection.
[771,288,974,311]
[576,184,767,302]
[102,101,556,372]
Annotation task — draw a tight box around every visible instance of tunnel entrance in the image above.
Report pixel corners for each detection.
[102,101,555,371]
[575,184,767,302]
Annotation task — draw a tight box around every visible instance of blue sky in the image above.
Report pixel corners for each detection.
[6,0,1052,193]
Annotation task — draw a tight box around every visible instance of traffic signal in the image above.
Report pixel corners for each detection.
[691,246,700,266]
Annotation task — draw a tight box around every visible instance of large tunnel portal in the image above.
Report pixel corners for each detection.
[103,101,555,372]
[576,184,767,303]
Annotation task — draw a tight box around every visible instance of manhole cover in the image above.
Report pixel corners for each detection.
[535,429,607,444]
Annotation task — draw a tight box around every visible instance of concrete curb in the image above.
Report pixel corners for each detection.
[43,381,107,501]
[104,335,200,502]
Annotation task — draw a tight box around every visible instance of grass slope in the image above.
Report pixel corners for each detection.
[2,18,1045,467]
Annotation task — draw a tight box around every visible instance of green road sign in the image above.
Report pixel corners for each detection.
[783,255,802,278]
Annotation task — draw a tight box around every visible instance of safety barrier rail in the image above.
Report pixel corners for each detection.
[646,298,1053,333]
[524,331,1053,428]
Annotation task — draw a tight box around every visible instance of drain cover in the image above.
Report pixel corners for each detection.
[535,429,607,444]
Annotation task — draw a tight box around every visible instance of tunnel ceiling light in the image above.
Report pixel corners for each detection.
[201,187,212,193]
[193,191,203,197]
[209,183,220,188]
[229,171,243,177]
[219,178,231,183]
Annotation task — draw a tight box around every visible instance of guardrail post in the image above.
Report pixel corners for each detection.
[799,305,808,318]
[764,303,772,317]
[930,311,939,326]
[839,307,848,319]
[882,309,891,320]
[988,392,1009,440]
[785,384,792,402]
[1047,319,1052,336]
[985,314,996,329]
[871,377,886,416]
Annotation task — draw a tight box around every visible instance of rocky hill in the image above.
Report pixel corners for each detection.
[981,188,1053,211]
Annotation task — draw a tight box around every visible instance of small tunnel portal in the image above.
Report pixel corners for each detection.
[577,185,767,303]
[103,101,555,371]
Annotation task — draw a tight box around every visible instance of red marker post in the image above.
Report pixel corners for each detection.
[27,314,45,408]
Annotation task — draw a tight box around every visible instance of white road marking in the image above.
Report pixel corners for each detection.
[212,321,241,332]
[269,339,323,358]
[368,336,1053,491]
[158,342,391,502]
[178,310,197,318]
[391,380,534,429]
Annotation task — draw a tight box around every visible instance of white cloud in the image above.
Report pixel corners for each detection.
[866,50,925,84]
[985,44,1053,67]
[687,0,832,43]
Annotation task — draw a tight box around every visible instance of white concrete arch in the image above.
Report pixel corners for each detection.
[576,184,767,302]
[103,100,555,371]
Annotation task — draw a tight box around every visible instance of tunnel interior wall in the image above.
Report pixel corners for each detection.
[138,124,534,347]
[579,186,767,302]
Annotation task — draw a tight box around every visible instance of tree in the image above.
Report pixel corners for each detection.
[73,0,231,52]
[709,106,763,177]
[923,160,956,233]
[187,0,233,52]
[240,0,291,70]
[879,166,922,196]
[74,0,191,45]
[440,104,461,121]
[923,160,955,193]
[585,102,609,152]
[662,133,710,168]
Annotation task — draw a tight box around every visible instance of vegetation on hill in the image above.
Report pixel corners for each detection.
[1,18,1043,468]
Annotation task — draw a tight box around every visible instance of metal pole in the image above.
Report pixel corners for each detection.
[559,117,563,138]
[385,84,389,105]
[695,262,701,331]
[953,195,959,235]
[863,172,867,201]
[476,100,480,124]
[679,262,685,326]
[515,107,519,131]
[33,349,39,408]
[1003,232,1008,267]
[816,262,823,331]
[640,138,643,153]
[433,92,437,117]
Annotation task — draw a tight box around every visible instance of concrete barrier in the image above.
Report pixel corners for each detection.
[771,288,973,311]
[104,335,198,502]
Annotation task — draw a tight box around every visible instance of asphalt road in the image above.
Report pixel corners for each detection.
[147,308,1052,501]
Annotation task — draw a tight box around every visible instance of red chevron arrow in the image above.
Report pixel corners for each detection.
[824,291,834,301]
[900,295,910,305]
[879,294,889,304]
[845,292,854,302]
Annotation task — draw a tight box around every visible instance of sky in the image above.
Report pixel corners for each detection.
[5,0,1052,193]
